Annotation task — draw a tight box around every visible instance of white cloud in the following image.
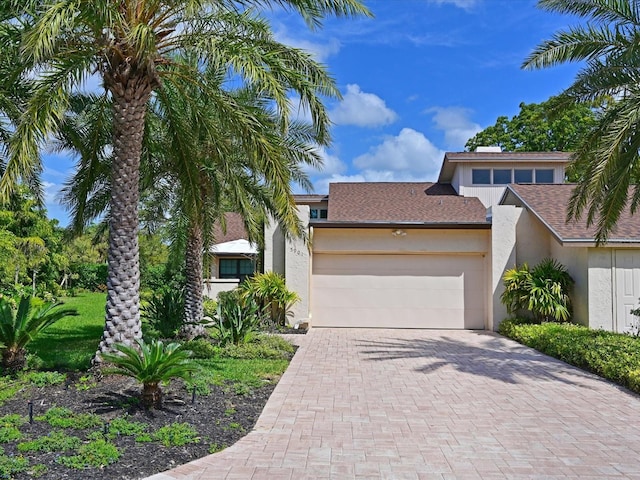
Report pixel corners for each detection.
[427,107,481,149]
[427,0,479,11]
[305,146,347,177]
[274,28,341,62]
[353,128,444,178]
[330,84,398,127]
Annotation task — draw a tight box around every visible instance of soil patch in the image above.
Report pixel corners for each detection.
[0,374,276,479]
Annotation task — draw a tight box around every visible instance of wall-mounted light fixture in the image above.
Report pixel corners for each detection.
[391,229,407,237]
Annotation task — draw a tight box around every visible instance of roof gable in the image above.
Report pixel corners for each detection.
[325,182,488,224]
[501,184,640,243]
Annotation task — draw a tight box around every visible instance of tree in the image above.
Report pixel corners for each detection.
[465,95,599,156]
[522,0,640,242]
[3,1,370,361]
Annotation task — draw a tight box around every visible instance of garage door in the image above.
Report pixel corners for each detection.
[311,253,485,329]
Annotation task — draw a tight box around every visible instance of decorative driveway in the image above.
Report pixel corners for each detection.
[147,329,640,479]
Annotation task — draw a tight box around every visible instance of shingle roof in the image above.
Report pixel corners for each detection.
[212,213,248,244]
[325,182,488,224]
[502,184,640,243]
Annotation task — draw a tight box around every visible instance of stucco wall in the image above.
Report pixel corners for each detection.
[515,210,550,266]
[312,228,490,254]
[550,241,589,326]
[263,217,285,275]
[284,205,311,323]
[203,279,240,299]
[490,205,521,330]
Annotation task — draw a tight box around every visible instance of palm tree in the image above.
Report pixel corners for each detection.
[522,0,640,242]
[3,1,370,361]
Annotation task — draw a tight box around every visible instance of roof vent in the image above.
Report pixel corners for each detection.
[475,146,502,153]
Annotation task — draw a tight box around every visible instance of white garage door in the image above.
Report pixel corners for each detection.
[311,253,485,329]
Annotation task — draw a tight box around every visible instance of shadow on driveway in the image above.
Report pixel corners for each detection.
[356,331,603,389]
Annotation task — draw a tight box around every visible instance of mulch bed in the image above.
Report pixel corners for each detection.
[0,373,277,480]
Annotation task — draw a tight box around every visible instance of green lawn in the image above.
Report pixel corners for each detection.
[28,292,106,371]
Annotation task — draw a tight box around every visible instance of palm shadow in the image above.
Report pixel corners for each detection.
[357,331,604,389]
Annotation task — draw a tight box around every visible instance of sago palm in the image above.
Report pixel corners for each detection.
[0,296,77,374]
[523,0,640,242]
[101,339,198,408]
[2,1,369,361]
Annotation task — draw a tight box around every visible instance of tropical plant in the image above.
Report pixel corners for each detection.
[101,339,198,408]
[0,296,77,373]
[2,1,369,363]
[240,271,300,326]
[501,258,574,322]
[522,0,640,242]
[141,288,185,339]
[214,289,263,346]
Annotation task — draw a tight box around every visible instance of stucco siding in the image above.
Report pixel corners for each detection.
[515,210,551,266]
[313,228,490,254]
[550,241,589,326]
[284,206,311,323]
[490,205,521,330]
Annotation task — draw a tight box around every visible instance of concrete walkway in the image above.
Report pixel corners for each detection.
[147,329,640,479]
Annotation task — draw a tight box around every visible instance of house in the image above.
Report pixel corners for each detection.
[204,213,258,299]
[211,148,640,334]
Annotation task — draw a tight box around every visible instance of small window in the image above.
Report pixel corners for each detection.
[310,209,319,219]
[319,209,328,219]
[493,169,512,184]
[535,169,554,184]
[219,258,254,282]
[514,169,533,183]
[472,169,491,185]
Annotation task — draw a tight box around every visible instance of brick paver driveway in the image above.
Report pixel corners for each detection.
[147,329,640,479]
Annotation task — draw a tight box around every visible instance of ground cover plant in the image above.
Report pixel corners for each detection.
[499,318,640,393]
[0,291,299,480]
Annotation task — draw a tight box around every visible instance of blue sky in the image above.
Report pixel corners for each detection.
[42,0,583,225]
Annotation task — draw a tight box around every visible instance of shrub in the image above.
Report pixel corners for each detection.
[36,407,102,430]
[0,296,78,373]
[240,272,299,326]
[0,450,28,478]
[17,431,81,452]
[501,258,573,322]
[220,335,295,360]
[57,439,121,469]
[141,288,184,339]
[70,263,108,292]
[102,339,199,408]
[152,422,199,447]
[214,290,263,346]
[499,318,640,394]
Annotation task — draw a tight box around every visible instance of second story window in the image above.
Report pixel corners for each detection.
[472,169,491,185]
[493,169,512,184]
[535,169,554,184]
[310,208,328,220]
[514,169,533,183]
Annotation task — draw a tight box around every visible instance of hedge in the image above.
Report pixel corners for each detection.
[498,318,640,394]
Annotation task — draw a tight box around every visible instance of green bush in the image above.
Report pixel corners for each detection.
[57,439,121,469]
[501,258,573,322]
[220,335,295,360]
[214,290,263,346]
[141,288,184,339]
[240,272,299,326]
[36,407,102,430]
[70,263,108,292]
[102,339,199,408]
[152,422,199,447]
[17,430,81,453]
[499,318,640,393]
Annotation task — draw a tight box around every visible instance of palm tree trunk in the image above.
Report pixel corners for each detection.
[180,221,206,340]
[95,78,152,362]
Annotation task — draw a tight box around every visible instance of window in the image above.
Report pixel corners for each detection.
[535,169,554,184]
[472,169,491,185]
[514,169,533,183]
[310,208,328,220]
[493,169,512,184]
[219,258,254,282]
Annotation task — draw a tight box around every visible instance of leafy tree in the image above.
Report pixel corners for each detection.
[522,0,640,242]
[465,95,599,157]
[2,1,369,361]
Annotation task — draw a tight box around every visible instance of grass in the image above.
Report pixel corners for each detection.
[28,293,106,370]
